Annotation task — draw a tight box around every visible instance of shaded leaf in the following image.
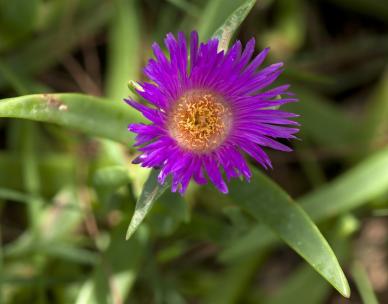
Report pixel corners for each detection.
[351,262,379,304]
[126,169,171,240]
[0,188,31,203]
[76,223,147,304]
[205,251,265,304]
[360,67,388,155]
[0,1,113,90]
[148,191,190,237]
[301,146,388,221]
[264,265,330,304]
[284,86,359,149]
[0,0,40,44]
[93,166,130,190]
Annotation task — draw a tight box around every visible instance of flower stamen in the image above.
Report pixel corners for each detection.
[168,90,232,153]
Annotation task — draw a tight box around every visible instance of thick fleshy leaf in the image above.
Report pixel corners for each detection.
[222,146,388,261]
[228,169,350,298]
[212,0,257,51]
[126,169,171,240]
[0,93,144,144]
[262,220,351,304]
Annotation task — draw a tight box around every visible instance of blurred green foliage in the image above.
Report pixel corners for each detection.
[0,0,387,303]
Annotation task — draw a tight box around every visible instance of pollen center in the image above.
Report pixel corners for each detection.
[168,90,232,153]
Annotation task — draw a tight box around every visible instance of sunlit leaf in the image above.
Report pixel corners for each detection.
[0,93,144,144]
[212,0,256,51]
[105,0,141,101]
[229,169,350,297]
[198,0,256,40]
[222,147,388,262]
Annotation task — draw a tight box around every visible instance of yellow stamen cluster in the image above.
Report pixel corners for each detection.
[168,90,232,153]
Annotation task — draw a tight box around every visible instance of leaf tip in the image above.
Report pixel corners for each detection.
[337,271,351,298]
[125,227,134,240]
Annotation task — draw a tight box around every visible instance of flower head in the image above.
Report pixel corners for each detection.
[126,31,299,194]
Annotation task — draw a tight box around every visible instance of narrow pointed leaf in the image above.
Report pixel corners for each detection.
[212,0,257,51]
[198,0,256,40]
[126,169,171,240]
[105,0,141,101]
[222,147,388,262]
[0,93,144,144]
[300,146,388,221]
[229,169,350,297]
[351,262,379,304]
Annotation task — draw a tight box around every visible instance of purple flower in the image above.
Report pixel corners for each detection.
[126,31,299,194]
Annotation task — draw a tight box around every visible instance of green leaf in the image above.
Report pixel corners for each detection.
[76,223,147,304]
[166,0,200,17]
[0,152,75,197]
[0,93,144,144]
[0,188,31,203]
[262,221,351,304]
[361,68,388,155]
[198,0,256,41]
[0,0,40,44]
[93,165,131,207]
[222,147,388,262]
[148,191,190,237]
[284,86,359,149]
[205,252,266,304]
[0,1,113,90]
[40,244,99,265]
[3,188,84,258]
[220,225,275,262]
[212,0,257,51]
[93,166,130,190]
[351,262,379,304]
[126,169,171,240]
[105,0,141,101]
[300,146,388,221]
[261,0,305,54]
[263,265,330,304]
[228,169,350,298]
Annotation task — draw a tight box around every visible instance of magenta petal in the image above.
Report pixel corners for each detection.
[126,31,298,194]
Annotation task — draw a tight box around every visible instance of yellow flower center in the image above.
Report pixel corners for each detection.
[168,90,232,153]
